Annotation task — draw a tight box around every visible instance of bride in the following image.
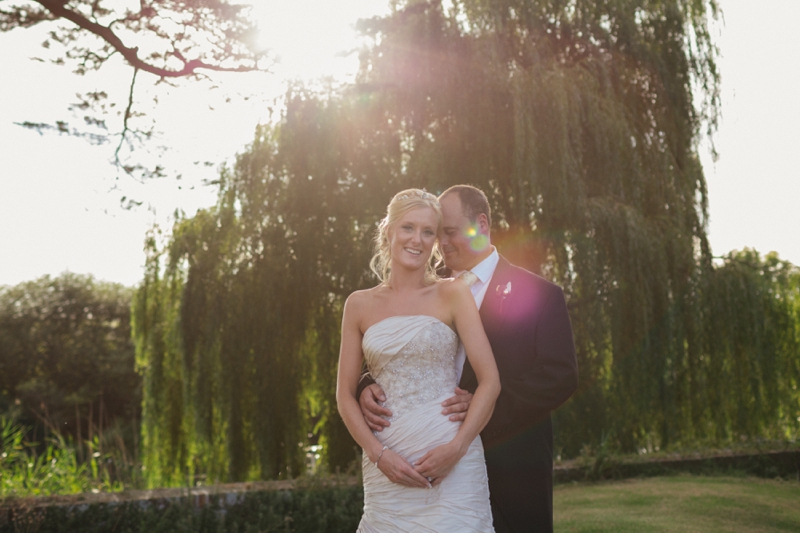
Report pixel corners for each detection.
[337,188,501,532]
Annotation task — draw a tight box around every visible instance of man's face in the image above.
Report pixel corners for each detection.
[438,193,490,272]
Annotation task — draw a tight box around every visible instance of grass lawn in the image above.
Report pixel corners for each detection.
[554,475,800,532]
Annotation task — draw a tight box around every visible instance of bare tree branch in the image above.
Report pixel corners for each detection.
[115,66,138,167]
[4,0,271,183]
[33,0,263,78]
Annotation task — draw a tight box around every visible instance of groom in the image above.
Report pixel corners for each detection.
[358,185,579,532]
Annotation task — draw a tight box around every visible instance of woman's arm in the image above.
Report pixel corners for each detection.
[336,293,431,488]
[413,281,501,483]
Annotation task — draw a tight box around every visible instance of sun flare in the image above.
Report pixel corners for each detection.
[250,1,390,82]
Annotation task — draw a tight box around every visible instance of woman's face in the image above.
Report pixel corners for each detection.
[388,206,439,272]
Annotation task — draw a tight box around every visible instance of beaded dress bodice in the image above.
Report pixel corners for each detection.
[362,315,459,422]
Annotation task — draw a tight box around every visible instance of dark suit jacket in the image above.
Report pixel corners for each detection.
[460,255,577,446]
[460,255,578,532]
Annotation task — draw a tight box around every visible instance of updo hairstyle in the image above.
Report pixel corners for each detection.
[370,189,443,285]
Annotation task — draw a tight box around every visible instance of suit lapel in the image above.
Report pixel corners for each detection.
[479,255,513,335]
[460,255,514,390]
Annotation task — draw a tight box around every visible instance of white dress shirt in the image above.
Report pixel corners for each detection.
[452,247,499,381]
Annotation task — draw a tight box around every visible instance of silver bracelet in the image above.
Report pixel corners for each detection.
[375,445,388,467]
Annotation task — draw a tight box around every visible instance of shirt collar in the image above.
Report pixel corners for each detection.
[465,247,499,285]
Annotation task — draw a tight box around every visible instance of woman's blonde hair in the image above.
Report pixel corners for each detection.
[370,189,443,285]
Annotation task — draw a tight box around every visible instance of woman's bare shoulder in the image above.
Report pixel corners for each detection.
[345,285,383,314]
[435,276,471,300]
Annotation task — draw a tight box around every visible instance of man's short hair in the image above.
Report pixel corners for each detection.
[440,185,492,228]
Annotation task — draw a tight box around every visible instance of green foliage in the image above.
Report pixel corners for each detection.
[0,482,363,533]
[568,441,800,482]
[0,418,126,498]
[218,480,364,533]
[0,273,139,454]
[132,85,429,484]
[132,230,192,488]
[134,0,800,485]
[702,250,800,441]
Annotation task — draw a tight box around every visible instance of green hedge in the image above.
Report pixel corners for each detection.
[555,450,800,483]
[5,451,796,532]
[1,485,364,533]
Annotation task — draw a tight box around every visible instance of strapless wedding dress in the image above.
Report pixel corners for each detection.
[357,315,494,532]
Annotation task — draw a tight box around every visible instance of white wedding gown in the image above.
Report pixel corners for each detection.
[357,315,494,532]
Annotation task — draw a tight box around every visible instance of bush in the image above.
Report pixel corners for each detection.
[0,483,364,533]
[1,418,129,498]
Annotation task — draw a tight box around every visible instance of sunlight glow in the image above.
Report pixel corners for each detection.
[469,234,490,253]
[463,224,489,252]
[250,1,390,82]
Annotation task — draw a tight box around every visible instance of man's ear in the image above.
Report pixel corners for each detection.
[477,213,490,235]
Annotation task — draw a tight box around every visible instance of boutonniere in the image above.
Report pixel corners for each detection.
[495,282,512,312]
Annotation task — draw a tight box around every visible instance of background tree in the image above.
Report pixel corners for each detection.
[132,87,411,485]
[354,0,725,454]
[702,250,800,442]
[134,0,799,484]
[0,273,139,457]
[0,0,269,178]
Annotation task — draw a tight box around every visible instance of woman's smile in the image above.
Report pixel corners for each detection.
[389,206,439,270]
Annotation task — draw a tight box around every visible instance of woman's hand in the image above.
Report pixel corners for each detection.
[412,441,467,486]
[378,448,432,489]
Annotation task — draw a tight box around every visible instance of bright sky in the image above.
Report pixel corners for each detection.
[699,0,800,265]
[0,0,798,288]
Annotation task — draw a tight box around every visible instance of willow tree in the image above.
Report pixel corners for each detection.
[352,0,725,453]
[345,0,795,451]
[132,86,424,484]
[703,250,800,442]
[134,0,799,484]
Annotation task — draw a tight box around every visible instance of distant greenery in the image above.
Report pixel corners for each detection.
[0,273,139,438]
[554,476,800,532]
[0,274,142,495]
[0,418,132,498]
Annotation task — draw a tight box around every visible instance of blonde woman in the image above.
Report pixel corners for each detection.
[337,189,500,532]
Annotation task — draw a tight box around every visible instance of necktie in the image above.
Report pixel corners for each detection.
[458,270,479,288]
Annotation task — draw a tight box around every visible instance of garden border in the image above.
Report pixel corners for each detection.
[2,450,797,517]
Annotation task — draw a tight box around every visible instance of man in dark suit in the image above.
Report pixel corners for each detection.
[358,185,578,532]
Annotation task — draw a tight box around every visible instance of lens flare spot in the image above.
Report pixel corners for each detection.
[465,226,478,238]
[469,234,489,252]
